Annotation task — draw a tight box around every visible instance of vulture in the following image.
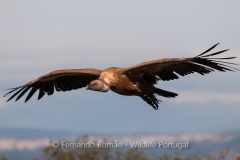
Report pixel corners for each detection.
[4,43,238,110]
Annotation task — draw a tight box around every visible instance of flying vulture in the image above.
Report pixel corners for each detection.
[4,43,238,110]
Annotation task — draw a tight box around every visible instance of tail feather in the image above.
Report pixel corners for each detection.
[154,87,178,98]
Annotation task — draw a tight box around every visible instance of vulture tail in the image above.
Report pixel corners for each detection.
[154,87,178,98]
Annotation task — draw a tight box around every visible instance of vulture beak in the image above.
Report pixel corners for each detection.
[86,85,89,90]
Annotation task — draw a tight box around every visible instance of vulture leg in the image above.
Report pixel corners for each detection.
[140,95,160,110]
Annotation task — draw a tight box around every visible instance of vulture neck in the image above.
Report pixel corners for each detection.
[101,82,110,92]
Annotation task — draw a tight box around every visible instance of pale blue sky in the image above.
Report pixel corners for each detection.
[0,1,240,134]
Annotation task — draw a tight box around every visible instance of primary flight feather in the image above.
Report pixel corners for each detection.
[4,44,238,110]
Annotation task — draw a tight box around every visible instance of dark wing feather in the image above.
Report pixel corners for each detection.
[47,81,54,95]
[196,43,220,57]
[38,89,45,100]
[15,86,32,102]
[6,87,26,102]
[122,44,238,83]
[25,82,42,102]
[5,69,102,102]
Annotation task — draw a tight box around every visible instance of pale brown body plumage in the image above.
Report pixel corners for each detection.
[100,68,142,96]
[4,44,238,110]
[99,68,173,97]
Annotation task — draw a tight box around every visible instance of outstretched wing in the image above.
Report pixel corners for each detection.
[4,69,102,102]
[122,43,238,83]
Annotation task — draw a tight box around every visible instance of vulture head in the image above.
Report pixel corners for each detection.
[86,80,110,92]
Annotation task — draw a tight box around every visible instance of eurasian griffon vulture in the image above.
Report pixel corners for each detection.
[4,44,238,110]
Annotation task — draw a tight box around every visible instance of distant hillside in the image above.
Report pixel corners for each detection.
[0,128,239,160]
